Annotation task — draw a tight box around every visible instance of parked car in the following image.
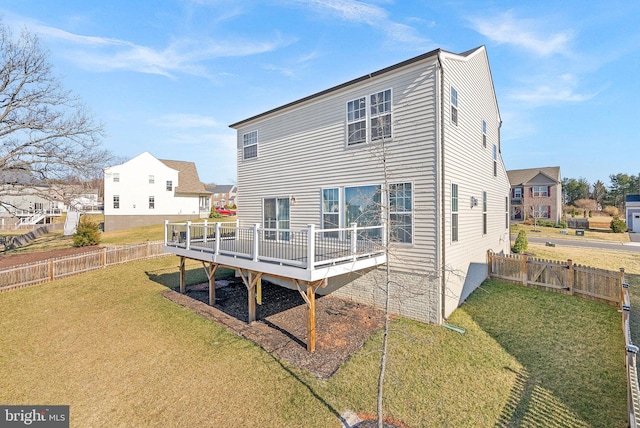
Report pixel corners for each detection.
[215,207,236,216]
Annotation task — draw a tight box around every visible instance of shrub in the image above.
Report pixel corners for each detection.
[610,217,627,233]
[560,216,568,229]
[603,206,619,217]
[512,229,528,253]
[73,217,101,247]
[209,209,223,219]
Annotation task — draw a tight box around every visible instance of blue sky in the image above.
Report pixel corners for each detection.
[2,1,639,186]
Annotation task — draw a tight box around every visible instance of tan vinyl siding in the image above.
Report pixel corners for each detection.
[236,59,440,276]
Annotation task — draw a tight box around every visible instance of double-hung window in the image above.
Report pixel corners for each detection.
[389,183,413,243]
[482,191,487,235]
[371,89,392,141]
[347,97,367,145]
[322,188,340,238]
[243,131,258,160]
[166,180,173,191]
[149,175,154,184]
[451,183,459,242]
[493,144,497,177]
[113,195,120,209]
[450,87,458,125]
[149,196,155,210]
[533,186,549,197]
[113,173,120,183]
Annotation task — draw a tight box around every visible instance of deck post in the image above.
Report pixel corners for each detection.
[214,222,221,255]
[203,220,208,244]
[179,256,186,293]
[307,283,316,352]
[164,220,169,244]
[307,224,315,271]
[253,224,260,262]
[248,271,256,323]
[350,222,358,257]
[208,263,217,306]
[186,221,191,250]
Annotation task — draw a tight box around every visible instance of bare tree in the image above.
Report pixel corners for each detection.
[0,20,110,212]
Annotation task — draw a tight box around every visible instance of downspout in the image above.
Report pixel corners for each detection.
[437,51,446,324]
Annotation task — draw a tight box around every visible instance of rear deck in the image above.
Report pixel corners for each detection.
[162,220,387,351]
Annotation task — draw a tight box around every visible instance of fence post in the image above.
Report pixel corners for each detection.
[49,258,54,282]
[567,259,574,295]
[521,254,528,286]
[487,250,492,278]
[307,224,315,271]
[164,220,168,244]
[620,267,626,307]
[102,248,107,267]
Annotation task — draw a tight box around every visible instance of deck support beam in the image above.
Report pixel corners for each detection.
[179,256,186,293]
[293,279,327,352]
[238,269,262,323]
[201,262,219,306]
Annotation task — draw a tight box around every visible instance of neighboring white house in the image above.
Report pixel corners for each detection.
[222,46,511,324]
[104,152,210,231]
[626,195,640,233]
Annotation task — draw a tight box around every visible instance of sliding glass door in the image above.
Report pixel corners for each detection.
[263,197,290,240]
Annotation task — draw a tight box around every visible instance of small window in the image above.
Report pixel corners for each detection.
[514,188,522,198]
[149,196,155,210]
[493,144,497,177]
[450,87,458,125]
[451,183,459,242]
[482,120,487,147]
[389,182,412,243]
[347,97,367,145]
[370,89,392,141]
[505,196,509,229]
[149,175,154,184]
[166,180,173,191]
[243,131,258,160]
[113,173,120,183]
[482,191,487,235]
[113,195,120,209]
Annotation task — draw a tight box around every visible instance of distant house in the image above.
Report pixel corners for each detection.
[164,46,511,326]
[205,184,237,208]
[0,171,65,229]
[507,167,562,224]
[626,195,640,232]
[103,152,210,231]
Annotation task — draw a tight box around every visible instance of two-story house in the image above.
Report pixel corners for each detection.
[507,167,562,224]
[104,152,210,231]
[205,184,237,208]
[164,46,510,332]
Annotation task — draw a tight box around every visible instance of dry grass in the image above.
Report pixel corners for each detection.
[511,223,630,243]
[0,255,627,427]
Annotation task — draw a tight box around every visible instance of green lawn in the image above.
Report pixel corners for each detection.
[0,255,627,427]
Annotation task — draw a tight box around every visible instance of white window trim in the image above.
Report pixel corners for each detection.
[242,130,258,160]
[451,183,459,242]
[345,88,393,147]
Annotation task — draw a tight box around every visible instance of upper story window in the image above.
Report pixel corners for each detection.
[149,175,154,184]
[482,191,487,235]
[450,87,458,125]
[243,131,258,160]
[514,188,522,198]
[371,89,392,141]
[113,173,120,183]
[493,144,497,177]
[166,180,173,191]
[482,120,487,147]
[347,97,367,145]
[505,196,509,229]
[346,89,393,146]
[533,186,549,197]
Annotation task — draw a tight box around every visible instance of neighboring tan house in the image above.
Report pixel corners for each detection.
[205,184,237,208]
[164,46,511,327]
[104,152,210,231]
[507,167,562,224]
[626,195,640,233]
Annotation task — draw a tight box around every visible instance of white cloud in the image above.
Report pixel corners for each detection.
[468,11,573,57]
[29,23,290,78]
[509,73,598,107]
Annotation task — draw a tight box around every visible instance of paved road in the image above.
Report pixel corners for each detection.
[515,233,640,253]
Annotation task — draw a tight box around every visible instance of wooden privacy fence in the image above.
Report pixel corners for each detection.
[487,250,622,305]
[0,240,169,292]
[488,250,640,426]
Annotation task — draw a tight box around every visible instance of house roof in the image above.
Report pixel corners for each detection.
[0,170,47,187]
[207,184,235,194]
[229,46,487,128]
[159,159,210,195]
[507,167,561,186]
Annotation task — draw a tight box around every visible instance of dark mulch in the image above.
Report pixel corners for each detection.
[163,278,386,378]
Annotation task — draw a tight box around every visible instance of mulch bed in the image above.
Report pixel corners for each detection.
[163,278,386,378]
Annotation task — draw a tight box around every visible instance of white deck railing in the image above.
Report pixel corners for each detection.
[164,220,386,271]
